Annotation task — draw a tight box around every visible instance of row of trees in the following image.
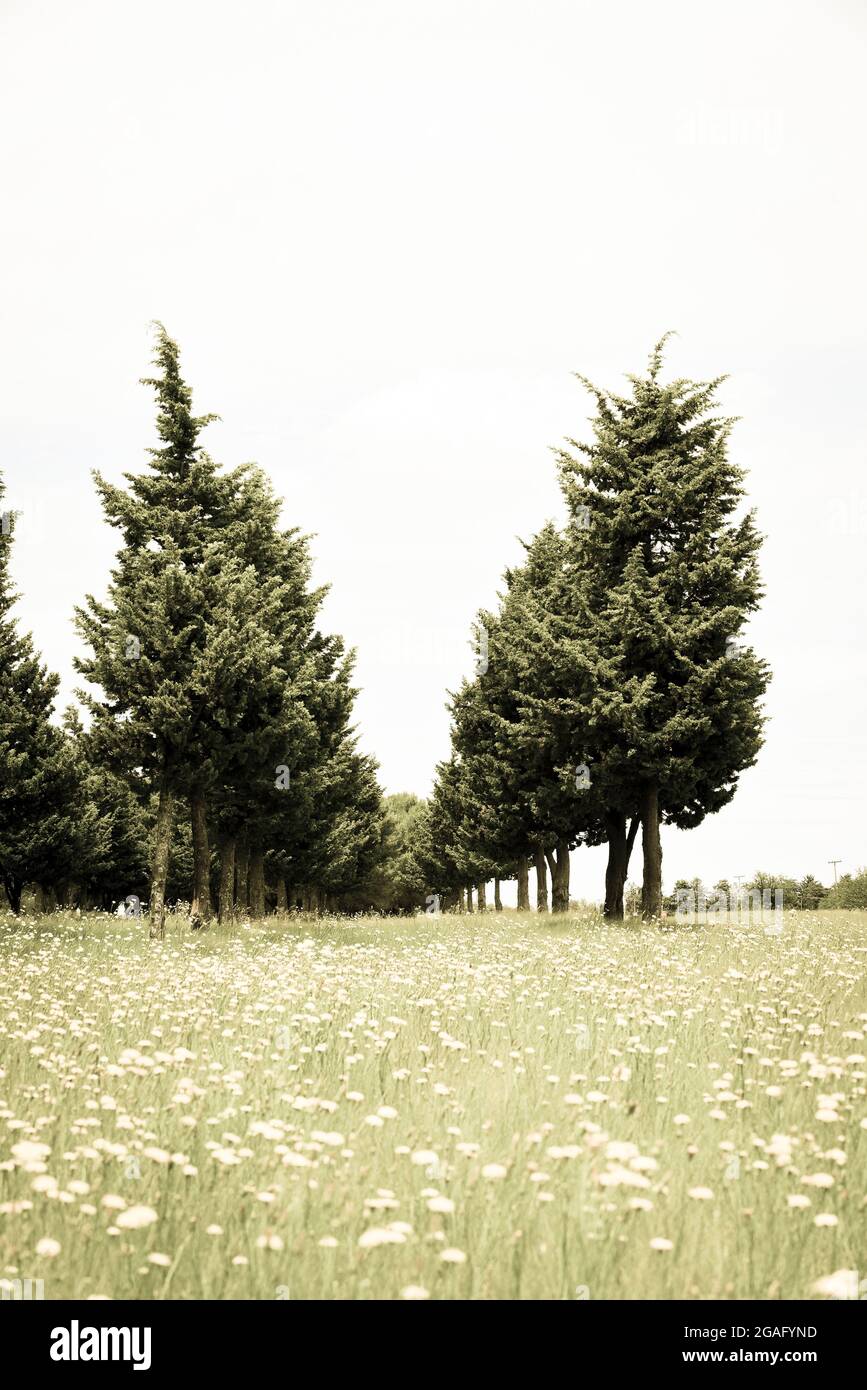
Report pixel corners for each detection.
[666,873,830,913]
[410,338,771,919]
[10,333,837,926]
[1,327,386,931]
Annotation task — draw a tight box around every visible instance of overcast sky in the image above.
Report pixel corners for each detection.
[1,0,865,901]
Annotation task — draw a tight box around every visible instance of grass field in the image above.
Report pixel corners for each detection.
[1,909,865,1301]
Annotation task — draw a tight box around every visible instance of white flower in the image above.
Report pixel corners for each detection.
[481,1163,508,1180]
[650,1237,674,1251]
[358,1227,405,1248]
[814,1213,838,1228]
[35,1237,61,1258]
[812,1269,859,1299]
[440,1247,467,1263]
[598,1164,651,1190]
[400,1285,430,1300]
[115,1205,158,1230]
[427,1196,455,1214]
[11,1141,51,1164]
[687,1187,714,1201]
[256,1234,284,1251]
[605,1140,639,1162]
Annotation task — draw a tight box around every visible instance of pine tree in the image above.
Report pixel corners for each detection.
[264,640,384,913]
[0,493,89,912]
[61,707,149,910]
[449,525,607,913]
[556,337,770,916]
[75,324,279,935]
[409,775,466,910]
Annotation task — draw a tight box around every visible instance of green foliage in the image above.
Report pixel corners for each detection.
[0,487,94,912]
[823,870,867,909]
[417,340,771,915]
[75,325,384,921]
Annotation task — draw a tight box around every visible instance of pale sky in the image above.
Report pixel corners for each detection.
[1,0,865,901]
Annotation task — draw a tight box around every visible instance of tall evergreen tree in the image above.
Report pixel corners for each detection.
[556,336,770,916]
[448,525,606,913]
[61,707,149,910]
[75,325,289,934]
[0,492,90,912]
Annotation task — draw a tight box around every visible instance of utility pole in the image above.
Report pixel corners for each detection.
[829,859,841,885]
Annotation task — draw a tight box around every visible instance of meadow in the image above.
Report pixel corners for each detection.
[1,909,865,1301]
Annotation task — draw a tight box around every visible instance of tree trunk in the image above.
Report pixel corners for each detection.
[535,850,549,913]
[516,856,530,911]
[218,834,236,924]
[149,775,175,939]
[494,877,502,911]
[545,848,556,883]
[248,848,265,917]
[190,788,212,923]
[235,841,249,913]
[477,881,487,912]
[640,783,662,919]
[2,876,23,914]
[276,876,287,912]
[605,813,640,919]
[551,840,571,913]
[465,885,474,914]
[456,886,465,912]
[604,811,627,920]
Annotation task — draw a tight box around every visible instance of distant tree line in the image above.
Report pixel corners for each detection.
[661,871,867,913]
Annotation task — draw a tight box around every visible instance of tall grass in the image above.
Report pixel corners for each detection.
[1,909,865,1300]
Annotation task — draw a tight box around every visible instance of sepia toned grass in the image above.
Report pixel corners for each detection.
[1,909,865,1301]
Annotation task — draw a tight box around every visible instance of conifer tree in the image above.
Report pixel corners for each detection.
[449,526,606,913]
[264,640,384,913]
[556,337,770,916]
[75,325,283,934]
[0,494,89,912]
[409,779,465,911]
[61,707,149,909]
